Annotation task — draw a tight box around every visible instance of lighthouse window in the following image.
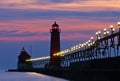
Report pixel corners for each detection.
[53,27,58,29]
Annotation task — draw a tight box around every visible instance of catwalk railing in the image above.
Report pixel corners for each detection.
[26,22,120,68]
[60,31,120,67]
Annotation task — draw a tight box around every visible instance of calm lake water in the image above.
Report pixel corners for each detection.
[0,71,68,81]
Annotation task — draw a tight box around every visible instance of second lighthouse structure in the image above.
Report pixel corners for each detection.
[50,21,61,68]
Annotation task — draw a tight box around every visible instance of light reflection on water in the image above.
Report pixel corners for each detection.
[0,71,68,81]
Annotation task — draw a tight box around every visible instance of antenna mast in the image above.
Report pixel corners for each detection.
[30,45,32,56]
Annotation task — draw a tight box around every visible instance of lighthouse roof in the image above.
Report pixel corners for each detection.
[52,21,59,27]
[18,47,31,59]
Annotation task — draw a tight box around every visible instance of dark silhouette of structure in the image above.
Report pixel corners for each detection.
[17,47,33,70]
[50,21,61,67]
[9,22,120,81]
[26,22,120,70]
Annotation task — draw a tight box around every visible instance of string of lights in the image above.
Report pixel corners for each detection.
[53,21,120,57]
[26,21,120,62]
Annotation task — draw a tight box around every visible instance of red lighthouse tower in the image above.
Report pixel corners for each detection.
[50,21,61,67]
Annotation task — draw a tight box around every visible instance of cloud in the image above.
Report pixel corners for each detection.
[0,30,39,37]
[0,30,19,33]
[0,8,120,23]
[0,17,118,42]
[50,0,74,3]
[0,36,49,42]
[0,0,120,12]
[0,0,119,42]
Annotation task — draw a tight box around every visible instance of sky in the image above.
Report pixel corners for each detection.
[0,0,120,70]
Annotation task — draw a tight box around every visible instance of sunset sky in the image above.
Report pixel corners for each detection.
[0,0,120,70]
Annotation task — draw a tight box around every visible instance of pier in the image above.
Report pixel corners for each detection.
[9,22,120,81]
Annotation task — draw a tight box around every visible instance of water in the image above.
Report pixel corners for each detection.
[0,71,68,81]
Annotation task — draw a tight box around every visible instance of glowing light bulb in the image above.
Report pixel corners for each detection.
[96,32,98,35]
[98,31,101,34]
[110,25,113,29]
[107,31,109,34]
[118,21,120,27]
[104,28,107,31]
[91,37,94,40]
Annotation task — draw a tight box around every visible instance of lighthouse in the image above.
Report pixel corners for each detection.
[50,21,61,67]
[17,47,33,70]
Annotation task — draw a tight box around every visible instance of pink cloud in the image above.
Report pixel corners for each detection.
[58,18,117,31]
[0,36,49,42]
[0,0,120,12]
[0,18,119,42]
[61,33,92,40]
